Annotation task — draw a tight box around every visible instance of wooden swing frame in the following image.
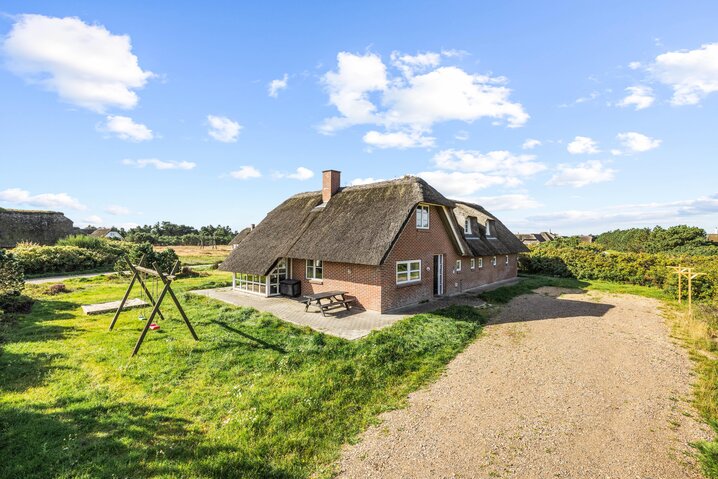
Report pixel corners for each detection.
[109,255,198,356]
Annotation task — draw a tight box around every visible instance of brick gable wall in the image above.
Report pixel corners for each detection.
[286,204,518,313]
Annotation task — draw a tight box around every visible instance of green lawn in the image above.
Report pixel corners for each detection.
[1,271,489,478]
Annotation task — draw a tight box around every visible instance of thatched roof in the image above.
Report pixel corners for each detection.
[221,176,527,275]
[229,227,252,246]
[221,176,455,274]
[452,202,529,256]
[89,228,112,238]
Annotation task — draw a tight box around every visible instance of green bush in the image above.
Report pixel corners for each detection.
[0,250,32,318]
[114,242,180,275]
[521,242,718,302]
[0,249,24,296]
[56,234,107,250]
[11,240,131,275]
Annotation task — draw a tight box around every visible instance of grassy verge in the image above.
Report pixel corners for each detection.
[1,270,489,478]
[160,245,231,266]
[478,274,669,304]
[667,303,718,477]
[24,266,114,279]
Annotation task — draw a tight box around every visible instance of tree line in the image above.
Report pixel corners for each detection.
[80,221,238,245]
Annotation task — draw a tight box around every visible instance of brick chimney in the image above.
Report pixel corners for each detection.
[322,170,341,203]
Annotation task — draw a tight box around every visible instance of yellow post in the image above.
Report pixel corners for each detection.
[678,271,682,304]
[688,270,692,315]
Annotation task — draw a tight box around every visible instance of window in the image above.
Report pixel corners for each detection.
[470,258,476,269]
[306,259,323,280]
[455,260,462,272]
[505,255,509,265]
[235,273,267,295]
[464,218,471,234]
[486,219,496,237]
[492,256,497,267]
[478,257,483,268]
[396,260,421,284]
[416,205,430,229]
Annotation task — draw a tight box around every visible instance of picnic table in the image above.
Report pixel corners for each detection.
[303,290,355,316]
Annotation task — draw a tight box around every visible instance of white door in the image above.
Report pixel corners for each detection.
[434,254,444,296]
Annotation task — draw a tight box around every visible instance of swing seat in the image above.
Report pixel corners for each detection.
[149,323,160,331]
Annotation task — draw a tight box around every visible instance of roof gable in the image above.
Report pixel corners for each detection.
[220,176,455,274]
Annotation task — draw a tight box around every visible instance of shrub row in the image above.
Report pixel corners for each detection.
[520,243,718,301]
[12,240,133,275]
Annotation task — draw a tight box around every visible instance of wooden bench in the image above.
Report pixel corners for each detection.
[303,291,356,317]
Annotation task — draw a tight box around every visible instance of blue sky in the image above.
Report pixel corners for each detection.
[1,1,717,235]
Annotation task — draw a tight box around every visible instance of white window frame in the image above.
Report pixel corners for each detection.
[306,259,323,280]
[478,257,484,268]
[464,218,471,234]
[470,258,476,269]
[396,260,422,284]
[486,219,495,237]
[455,259,462,272]
[492,256,497,267]
[505,255,509,265]
[416,205,430,229]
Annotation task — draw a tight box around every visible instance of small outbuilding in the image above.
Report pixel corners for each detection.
[90,228,123,240]
[229,225,254,250]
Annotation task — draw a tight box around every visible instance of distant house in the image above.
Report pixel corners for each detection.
[579,235,595,243]
[0,208,74,247]
[516,231,558,246]
[229,226,254,250]
[90,228,123,240]
[220,170,528,312]
[708,229,718,244]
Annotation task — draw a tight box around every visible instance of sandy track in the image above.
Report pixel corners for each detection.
[338,288,711,478]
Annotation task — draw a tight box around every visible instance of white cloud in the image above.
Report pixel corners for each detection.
[319,51,528,147]
[105,205,130,215]
[2,14,153,112]
[546,160,616,188]
[0,188,86,210]
[527,193,718,228]
[522,138,541,150]
[229,166,261,180]
[454,130,470,141]
[287,167,314,180]
[390,50,441,77]
[349,177,386,186]
[100,115,153,141]
[81,215,103,225]
[320,52,388,133]
[474,194,542,211]
[432,149,546,177]
[268,74,288,97]
[628,61,642,70]
[617,85,655,110]
[272,167,315,181]
[122,158,196,170]
[649,43,718,105]
[417,170,521,198]
[207,115,242,142]
[567,136,600,154]
[363,130,435,149]
[616,131,661,153]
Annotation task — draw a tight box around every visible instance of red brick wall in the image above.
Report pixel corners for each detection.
[287,204,519,313]
[380,205,518,311]
[290,258,382,311]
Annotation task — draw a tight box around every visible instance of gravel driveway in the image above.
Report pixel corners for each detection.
[338,287,711,478]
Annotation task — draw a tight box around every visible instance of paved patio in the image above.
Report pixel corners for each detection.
[191,287,407,340]
[191,278,517,340]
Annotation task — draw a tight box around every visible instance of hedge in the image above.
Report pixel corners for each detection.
[520,243,718,302]
[12,240,133,275]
